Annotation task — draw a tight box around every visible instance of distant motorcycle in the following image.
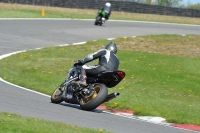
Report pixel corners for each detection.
[94,10,107,26]
[51,64,125,111]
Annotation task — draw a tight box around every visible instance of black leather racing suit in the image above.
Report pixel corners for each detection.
[79,48,119,80]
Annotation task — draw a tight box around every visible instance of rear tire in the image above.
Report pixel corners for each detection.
[79,84,108,111]
[51,83,65,104]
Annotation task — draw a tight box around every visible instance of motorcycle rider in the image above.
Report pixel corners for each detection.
[71,42,119,88]
[99,2,112,22]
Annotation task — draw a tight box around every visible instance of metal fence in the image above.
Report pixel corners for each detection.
[1,0,200,17]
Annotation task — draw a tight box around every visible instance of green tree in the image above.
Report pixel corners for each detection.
[156,0,182,7]
[145,0,152,4]
[187,3,200,9]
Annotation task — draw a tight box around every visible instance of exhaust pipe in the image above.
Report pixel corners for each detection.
[104,92,120,103]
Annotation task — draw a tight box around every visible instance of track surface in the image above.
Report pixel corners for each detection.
[0,19,200,133]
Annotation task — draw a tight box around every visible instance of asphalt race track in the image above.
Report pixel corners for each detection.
[0,19,200,133]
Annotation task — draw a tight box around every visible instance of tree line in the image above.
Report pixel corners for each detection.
[109,0,200,9]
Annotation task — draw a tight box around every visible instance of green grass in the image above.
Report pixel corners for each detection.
[0,111,111,133]
[0,35,200,126]
[0,9,95,18]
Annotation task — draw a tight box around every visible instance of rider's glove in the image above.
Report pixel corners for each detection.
[74,60,84,66]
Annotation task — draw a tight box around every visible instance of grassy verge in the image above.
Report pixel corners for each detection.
[0,34,200,125]
[0,111,111,133]
[0,3,200,25]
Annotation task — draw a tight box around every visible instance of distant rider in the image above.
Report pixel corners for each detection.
[99,2,112,21]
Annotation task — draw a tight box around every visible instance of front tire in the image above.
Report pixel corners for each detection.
[79,84,108,111]
[51,83,65,104]
[94,16,101,25]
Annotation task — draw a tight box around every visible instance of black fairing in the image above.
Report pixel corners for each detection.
[86,70,125,88]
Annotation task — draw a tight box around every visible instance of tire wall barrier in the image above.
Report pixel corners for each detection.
[0,0,200,18]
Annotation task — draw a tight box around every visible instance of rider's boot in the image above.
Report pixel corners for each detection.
[71,74,87,87]
[72,73,87,87]
[71,79,87,87]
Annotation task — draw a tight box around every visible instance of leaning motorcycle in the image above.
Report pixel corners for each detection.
[51,64,125,111]
[94,10,107,26]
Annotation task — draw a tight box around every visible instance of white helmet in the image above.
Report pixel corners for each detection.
[105,2,111,7]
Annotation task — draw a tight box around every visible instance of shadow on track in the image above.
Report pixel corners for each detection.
[58,102,104,113]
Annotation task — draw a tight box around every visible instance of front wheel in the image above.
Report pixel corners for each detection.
[79,84,108,111]
[51,82,65,104]
[94,16,101,25]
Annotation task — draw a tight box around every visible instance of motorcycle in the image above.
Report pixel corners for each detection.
[51,64,125,111]
[94,10,107,26]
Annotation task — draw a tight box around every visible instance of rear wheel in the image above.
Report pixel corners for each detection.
[79,84,108,111]
[51,83,65,104]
